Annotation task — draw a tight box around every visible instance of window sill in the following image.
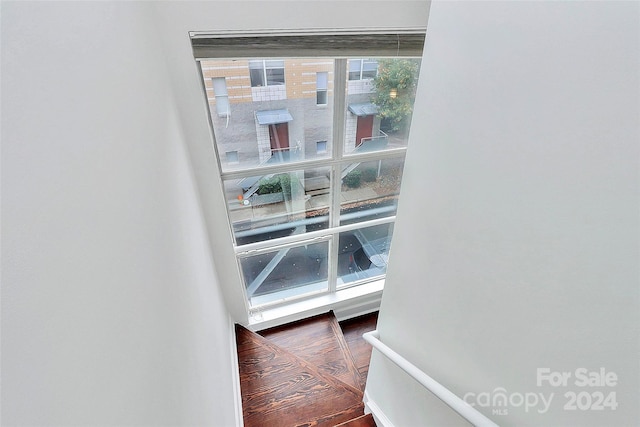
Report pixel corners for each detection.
[247,279,384,330]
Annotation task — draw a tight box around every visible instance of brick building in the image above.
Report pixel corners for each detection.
[200,58,383,171]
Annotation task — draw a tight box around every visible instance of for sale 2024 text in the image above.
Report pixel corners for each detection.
[537,368,618,411]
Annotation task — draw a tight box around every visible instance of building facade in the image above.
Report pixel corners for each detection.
[200,58,383,171]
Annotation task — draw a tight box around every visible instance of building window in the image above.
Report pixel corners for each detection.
[348,58,378,80]
[249,60,285,87]
[226,150,239,164]
[316,140,327,154]
[212,77,230,117]
[193,30,425,312]
[316,72,328,105]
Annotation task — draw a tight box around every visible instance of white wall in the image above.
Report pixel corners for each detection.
[1,2,238,425]
[367,1,639,426]
[1,1,431,425]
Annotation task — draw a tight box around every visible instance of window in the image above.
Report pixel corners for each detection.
[316,72,328,105]
[316,140,327,154]
[348,58,378,80]
[212,77,229,117]
[193,30,425,311]
[249,60,285,87]
[226,150,239,164]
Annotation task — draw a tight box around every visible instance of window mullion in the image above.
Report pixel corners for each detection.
[331,58,347,226]
[328,59,347,293]
[234,214,397,254]
[220,148,407,181]
[328,165,339,293]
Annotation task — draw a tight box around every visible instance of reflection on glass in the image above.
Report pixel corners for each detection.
[344,58,421,155]
[225,167,331,245]
[340,158,405,225]
[241,240,329,306]
[337,223,394,287]
[200,58,334,172]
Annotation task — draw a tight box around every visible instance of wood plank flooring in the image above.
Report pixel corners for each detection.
[236,324,364,427]
[260,312,363,391]
[236,311,379,427]
[334,413,377,427]
[339,312,379,390]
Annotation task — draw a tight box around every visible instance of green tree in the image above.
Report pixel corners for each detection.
[372,58,420,133]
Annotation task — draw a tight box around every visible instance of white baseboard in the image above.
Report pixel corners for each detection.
[333,299,380,322]
[247,280,383,331]
[364,390,395,427]
[229,314,244,427]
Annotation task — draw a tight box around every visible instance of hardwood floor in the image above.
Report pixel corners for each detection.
[339,312,379,390]
[236,324,364,427]
[334,413,377,427]
[236,311,379,427]
[260,312,362,391]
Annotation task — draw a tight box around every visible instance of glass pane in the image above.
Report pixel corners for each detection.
[241,240,329,307]
[337,223,394,287]
[344,57,421,154]
[266,68,285,85]
[316,140,327,153]
[265,60,285,68]
[316,72,328,90]
[212,78,230,116]
[348,59,362,80]
[249,68,264,87]
[317,90,328,105]
[226,150,239,163]
[224,167,331,245]
[340,157,406,225]
[215,95,230,117]
[212,77,228,95]
[362,59,378,79]
[200,58,334,172]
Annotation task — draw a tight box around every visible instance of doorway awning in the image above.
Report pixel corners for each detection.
[256,109,293,125]
[348,103,379,116]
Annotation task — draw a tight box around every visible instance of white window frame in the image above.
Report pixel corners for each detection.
[192,29,425,315]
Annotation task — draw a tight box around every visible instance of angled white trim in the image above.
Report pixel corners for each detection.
[229,314,244,427]
[363,390,395,427]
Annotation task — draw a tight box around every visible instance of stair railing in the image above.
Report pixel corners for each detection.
[362,330,499,427]
[357,129,388,149]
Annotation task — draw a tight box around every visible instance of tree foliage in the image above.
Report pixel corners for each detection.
[258,174,290,195]
[344,170,362,188]
[372,59,420,133]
